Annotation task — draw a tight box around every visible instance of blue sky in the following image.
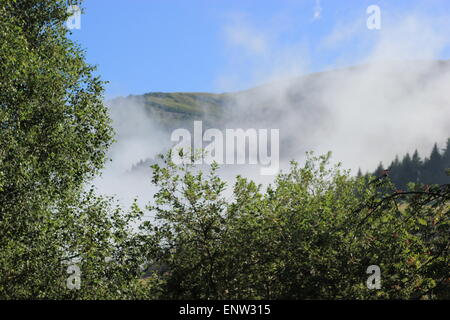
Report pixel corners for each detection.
[69,0,450,99]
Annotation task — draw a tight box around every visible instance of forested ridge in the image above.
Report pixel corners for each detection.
[368,139,450,189]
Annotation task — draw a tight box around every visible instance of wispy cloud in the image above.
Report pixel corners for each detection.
[223,16,269,57]
[218,13,310,91]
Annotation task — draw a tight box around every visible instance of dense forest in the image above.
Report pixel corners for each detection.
[1,0,450,300]
[366,139,450,189]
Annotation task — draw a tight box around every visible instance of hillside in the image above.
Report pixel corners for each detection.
[107,59,450,175]
[107,59,450,130]
[107,92,232,131]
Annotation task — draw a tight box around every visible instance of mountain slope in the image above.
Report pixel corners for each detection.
[106,59,450,174]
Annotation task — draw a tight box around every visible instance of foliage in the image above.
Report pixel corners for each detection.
[139,151,450,299]
[0,0,144,299]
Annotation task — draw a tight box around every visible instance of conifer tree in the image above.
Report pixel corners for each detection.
[411,150,423,183]
[441,139,450,179]
[423,143,443,184]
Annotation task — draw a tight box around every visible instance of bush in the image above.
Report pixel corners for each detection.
[139,151,450,299]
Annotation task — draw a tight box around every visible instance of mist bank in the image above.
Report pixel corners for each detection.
[94,60,450,206]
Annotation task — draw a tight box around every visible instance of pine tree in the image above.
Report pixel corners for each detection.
[441,139,450,169]
[357,168,363,178]
[374,162,385,177]
[398,153,414,190]
[389,156,401,187]
[411,150,422,183]
[423,143,443,184]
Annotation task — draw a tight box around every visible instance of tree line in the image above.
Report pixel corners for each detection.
[361,140,450,190]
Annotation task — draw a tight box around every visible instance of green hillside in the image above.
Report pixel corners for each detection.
[108,91,233,131]
[142,92,227,116]
[108,60,450,132]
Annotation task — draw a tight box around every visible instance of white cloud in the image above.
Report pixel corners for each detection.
[224,18,269,57]
[218,14,310,91]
